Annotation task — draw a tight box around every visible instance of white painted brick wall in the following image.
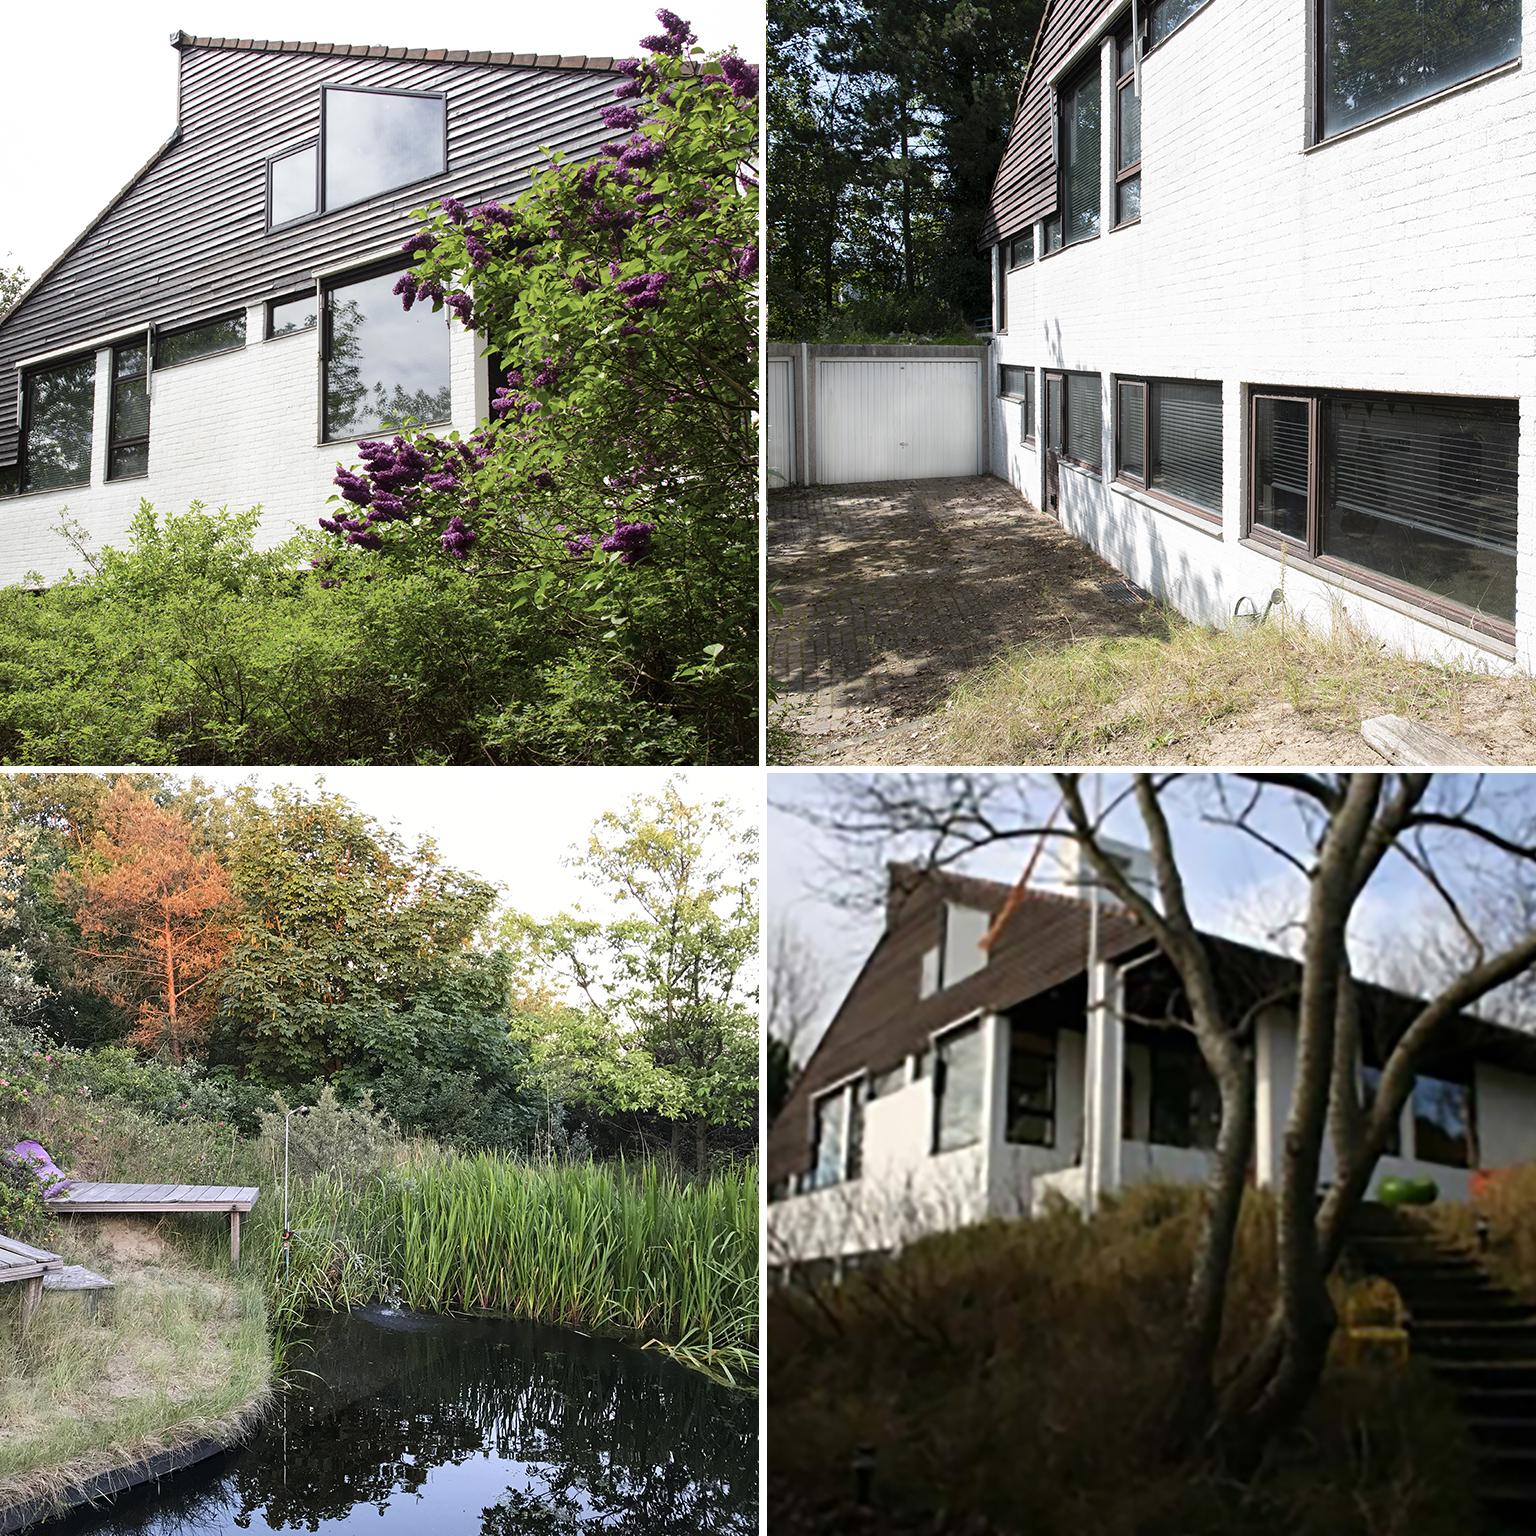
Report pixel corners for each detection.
[991,0,1536,672]
[0,302,485,586]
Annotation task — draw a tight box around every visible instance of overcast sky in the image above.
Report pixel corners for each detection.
[0,0,762,281]
[769,772,1536,1054]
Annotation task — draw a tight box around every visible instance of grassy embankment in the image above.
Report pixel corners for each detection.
[770,1183,1481,1536]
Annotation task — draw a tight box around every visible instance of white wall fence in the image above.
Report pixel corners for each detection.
[766,342,989,488]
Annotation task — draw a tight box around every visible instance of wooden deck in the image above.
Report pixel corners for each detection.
[47,1184,260,1266]
[0,1232,63,1335]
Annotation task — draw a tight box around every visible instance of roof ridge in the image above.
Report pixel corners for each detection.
[168,31,632,72]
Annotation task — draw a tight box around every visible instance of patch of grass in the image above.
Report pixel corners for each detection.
[1433,1163,1536,1301]
[938,605,1522,765]
[0,1225,272,1520]
[769,1184,1479,1535]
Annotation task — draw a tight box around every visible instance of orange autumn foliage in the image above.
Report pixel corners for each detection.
[57,780,238,1063]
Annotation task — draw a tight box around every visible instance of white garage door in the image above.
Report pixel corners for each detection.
[766,357,795,488]
[814,358,981,484]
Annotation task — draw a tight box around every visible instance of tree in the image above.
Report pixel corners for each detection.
[797,772,1536,1468]
[310,11,759,764]
[55,780,235,1063]
[766,916,824,1120]
[0,258,24,319]
[508,782,758,1171]
[212,785,498,1088]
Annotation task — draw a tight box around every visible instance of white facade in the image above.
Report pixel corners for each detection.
[0,303,488,587]
[989,0,1536,671]
[769,969,1536,1269]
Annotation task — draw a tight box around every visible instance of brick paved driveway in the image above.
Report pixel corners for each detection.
[768,476,1154,762]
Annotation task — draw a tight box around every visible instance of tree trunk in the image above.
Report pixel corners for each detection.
[694,1117,709,1177]
[899,95,914,294]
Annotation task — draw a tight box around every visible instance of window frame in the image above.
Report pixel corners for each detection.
[1310,0,1522,145]
[319,256,454,446]
[805,1072,866,1190]
[266,140,320,232]
[1115,375,1224,524]
[153,311,247,371]
[1058,369,1103,475]
[1245,386,1517,644]
[19,351,97,496]
[107,334,151,484]
[265,290,320,340]
[1008,230,1035,269]
[320,83,450,218]
[1145,0,1215,55]
[994,243,1008,334]
[931,1016,985,1156]
[1047,52,1103,257]
[1005,1024,1057,1148]
[1113,27,1142,229]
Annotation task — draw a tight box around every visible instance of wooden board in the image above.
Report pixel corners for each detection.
[47,1182,259,1213]
[0,1232,62,1285]
[1361,714,1497,768]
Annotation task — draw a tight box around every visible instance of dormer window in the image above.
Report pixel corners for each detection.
[920,902,992,998]
[269,144,318,228]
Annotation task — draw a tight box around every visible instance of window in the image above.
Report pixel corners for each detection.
[1150,1046,1222,1150]
[1056,58,1101,250]
[323,86,446,210]
[21,354,95,493]
[1043,214,1063,255]
[107,339,150,482]
[0,465,16,499]
[1117,378,1223,517]
[1149,0,1212,46]
[1249,389,1517,635]
[867,1064,906,1100]
[1360,1064,1402,1156]
[809,1086,849,1191]
[994,245,1008,333]
[1007,1026,1056,1146]
[267,293,318,338]
[1063,372,1103,472]
[322,264,452,441]
[1317,0,1520,141]
[268,143,318,228]
[933,1022,984,1153]
[155,313,246,369]
[1115,30,1141,226]
[1413,1073,1476,1168]
[1002,366,1037,442]
[1009,231,1034,268]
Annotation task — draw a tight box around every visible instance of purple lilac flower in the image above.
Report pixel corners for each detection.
[465,233,491,269]
[564,530,595,557]
[424,472,460,492]
[601,518,655,565]
[571,273,598,294]
[615,57,641,75]
[615,271,669,310]
[334,467,372,506]
[402,231,435,256]
[613,77,642,100]
[440,196,468,224]
[602,103,641,131]
[440,515,477,558]
[393,273,417,311]
[618,134,665,171]
[720,52,759,99]
[734,244,758,280]
[532,359,560,389]
[368,493,408,520]
[446,291,474,326]
[347,528,384,550]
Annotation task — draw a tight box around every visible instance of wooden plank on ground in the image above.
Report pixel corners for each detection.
[1362,715,1497,768]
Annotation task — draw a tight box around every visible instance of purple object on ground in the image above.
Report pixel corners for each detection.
[5,1139,72,1196]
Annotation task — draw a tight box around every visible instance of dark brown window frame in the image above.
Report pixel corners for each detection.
[154,311,247,370]
[994,243,1008,333]
[19,351,97,496]
[266,140,320,232]
[1008,230,1035,269]
[265,291,319,340]
[1001,365,1037,443]
[1144,0,1215,56]
[107,334,151,483]
[1309,0,1522,146]
[1047,51,1104,258]
[1244,385,1517,646]
[320,83,450,218]
[1113,27,1142,229]
[1114,375,1224,524]
[1058,369,1104,476]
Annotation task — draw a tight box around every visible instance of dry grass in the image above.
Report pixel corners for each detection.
[769,1184,1479,1536]
[0,1222,272,1521]
[938,606,1536,766]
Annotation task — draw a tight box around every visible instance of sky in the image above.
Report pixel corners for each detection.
[137,766,762,922]
[0,0,762,282]
[768,771,1536,1054]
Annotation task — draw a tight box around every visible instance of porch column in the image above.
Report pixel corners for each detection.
[1084,961,1124,1214]
[980,1011,1011,1216]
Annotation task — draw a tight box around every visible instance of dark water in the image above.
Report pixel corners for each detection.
[34,1308,757,1535]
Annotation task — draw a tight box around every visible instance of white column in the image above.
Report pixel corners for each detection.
[980,1011,1011,1215]
[1084,961,1124,1213]
[89,347,112,487]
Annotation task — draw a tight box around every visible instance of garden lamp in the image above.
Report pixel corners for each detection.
[282,1105,311,1278]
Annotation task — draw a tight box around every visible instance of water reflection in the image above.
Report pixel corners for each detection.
[35,1309,756,1535]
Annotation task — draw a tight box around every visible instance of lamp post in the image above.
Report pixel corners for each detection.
[282,1105,311,1279]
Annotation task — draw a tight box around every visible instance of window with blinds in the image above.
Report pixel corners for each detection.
[1058,60,1101,249]
[1115,29,1141,226]
[1248,389,1516,635]
[1116,378,1223,516]
[1116,380,1146,482]
[1065,373,1102,470]
[1000,365,1036,441]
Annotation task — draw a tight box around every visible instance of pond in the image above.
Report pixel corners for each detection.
[33,1307,757,1535]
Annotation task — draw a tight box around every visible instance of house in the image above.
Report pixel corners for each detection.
[766,855,1536,1272]
[982,0,1535,671]
[0,32,623,585]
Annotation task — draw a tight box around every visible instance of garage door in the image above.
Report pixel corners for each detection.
[766,357,795,487]
[814,358,982,484]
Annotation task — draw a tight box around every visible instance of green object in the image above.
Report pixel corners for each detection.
[1379,1176,1439,1205]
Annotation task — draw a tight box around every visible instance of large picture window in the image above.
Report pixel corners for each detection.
[1150,1045,1222,1151]
[1318,0,1520,140]
[1413,1072,1475,1168]
[323,265,453,442]
[1248,388,1516,637]
[323,86,447,210]
[1056,58,1101,251]
[1006,1026,1056,1147]
[1117,378,1223,518]
[1115,29,1141,226]
[1063,371,1103,472]
[21,354,95,493]
[933,1021,984,1154]
[108,339,150,482]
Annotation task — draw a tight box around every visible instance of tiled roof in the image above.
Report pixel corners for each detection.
[169,31,626,72]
